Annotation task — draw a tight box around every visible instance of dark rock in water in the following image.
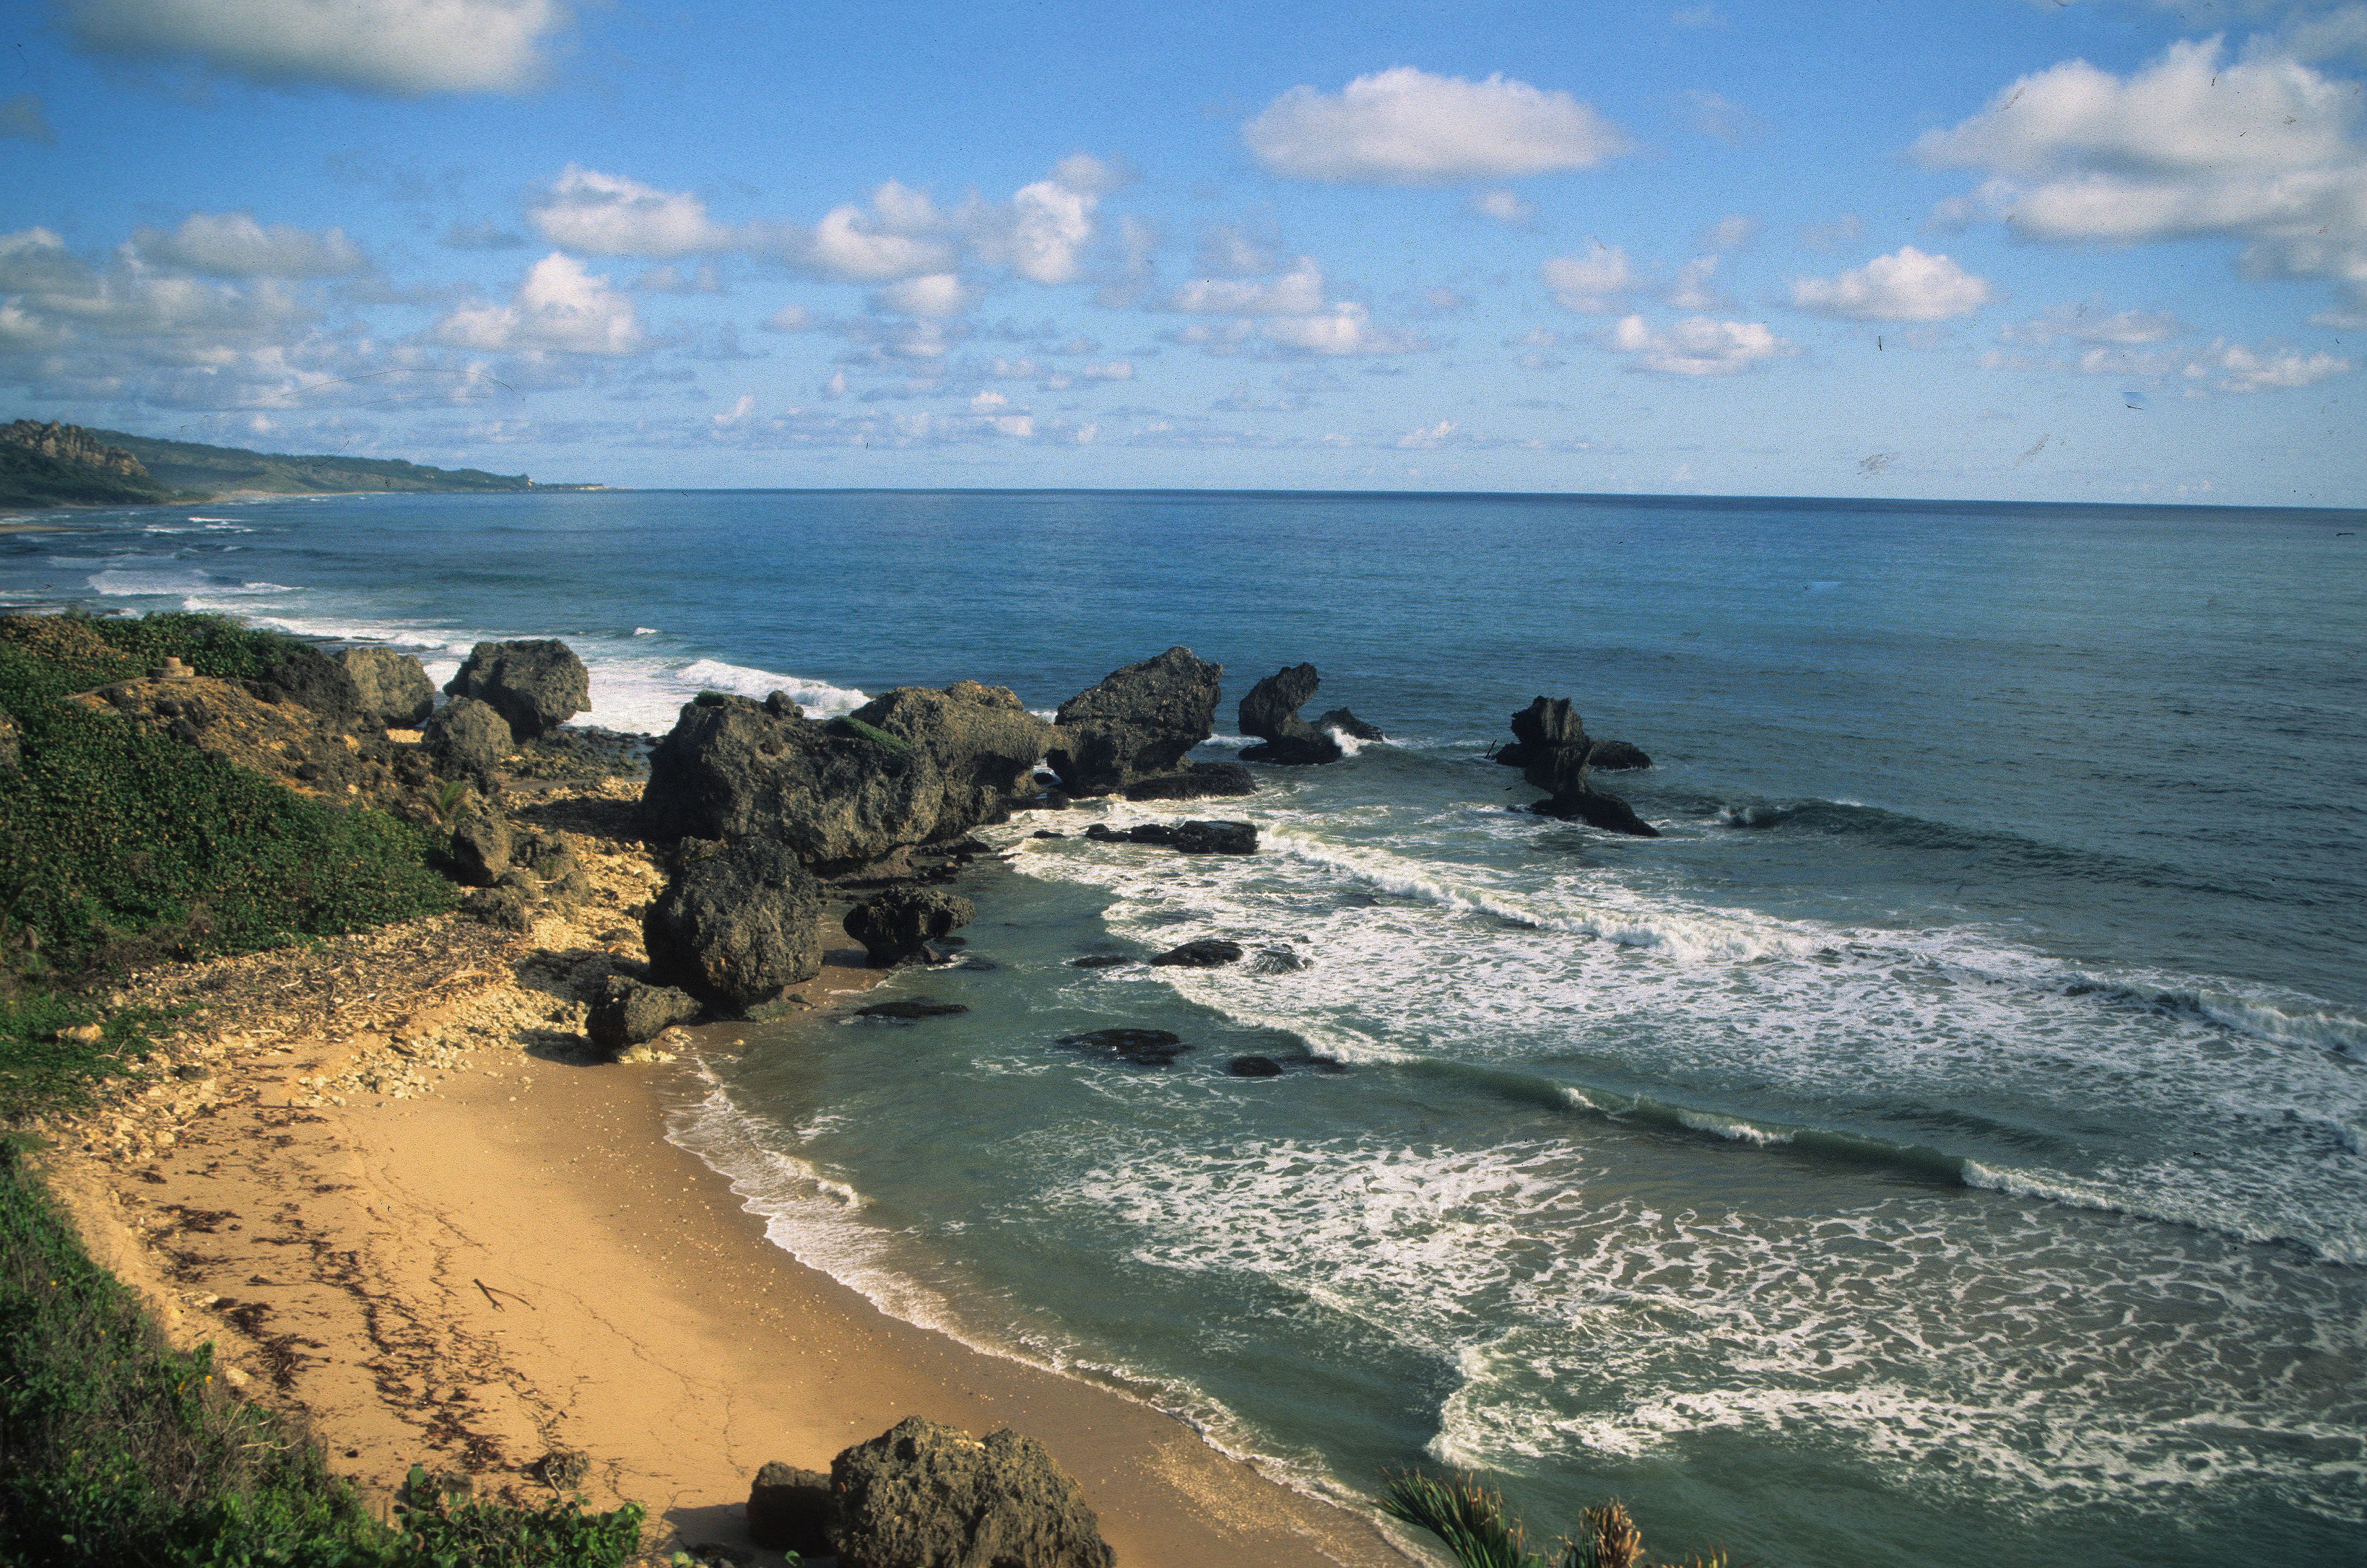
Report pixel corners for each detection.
[844,886,976,966]
[746,1462,835,1558]
[340,648,435,729]
[1150,938,1244,968]
[1238,663,1342,765]
[258,643,361,722]
[1249,945,1308,974]
[1031,829,1067,839]
[645,840,826,1008]
[447,805,510,887]
[1586,738,1652,770]
[1494,697,1648,774]
[853,997,970,1021]
[1122,761,1257,801]
[1497,696,1660,837]
[1047,647,1221,795]
[1226,1055,1284,1077]
[1308,1055,1350,1074]
[1316,707,1386,742]
[1082,819,1257,855]
[586,976,700,1057]
[1059,1028,1190,1064]
[641,682,1057,874]
[831,1415,1115,1568]
[423,696,511,784]
[1070,953,1131,969]
[444,639,589,741]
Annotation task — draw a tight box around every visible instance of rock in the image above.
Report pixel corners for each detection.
[1238,663,1341,765]
[853,998,971,1021]
[1497,697,1660,837]
[1249,945,1308,974]
[1316,708,1386,743]
[53,1023,104,1046]
[645,840,827,1009]
[1047,647,1222,795]
[1149,938,1244,968]
[747,1462,835,1558]
[1080,819,1256,855]
[1121,761,1257,801]
[447,805,511,886]
[844,886,978,966]
[1031,829,1067,840]
[1227,1055,1284,1077]
[423,696,512,783]
[340,648,436,729]
[462,884,533,931]
[1494,697,1648,774]
[586,976,701,1057]
[1587,738,1653,770]
[1069,954,1131,969]
[1058,1027,1190,1065]
[257,642,362,722]
[832,1416,1115,1568]
[444,639,589,741]
[641,684,1057,875]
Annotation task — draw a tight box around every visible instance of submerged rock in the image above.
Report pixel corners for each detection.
[444,639,589,740]
[586,976,700,1058]
[1149,938,1244,968]
[845,886,977,966]
[831,1415,1115,1568]
[1237,662,1341,765]
[1047,647,1222,795]
[1226,1055,1284,1077]
[1059,1028,1191,1065]
[1069,953,1132,969]
[340,648,436,729]
[746,1462,835,1558]
[1121,761,1257,801]
[853,997,970,1021]
[644,840,826,1008]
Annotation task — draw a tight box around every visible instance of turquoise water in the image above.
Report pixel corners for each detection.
[9,490,2365,1564]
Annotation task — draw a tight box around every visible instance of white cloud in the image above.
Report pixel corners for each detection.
[871,273,973,318]
[1195,225,1275,277]
[435,252,642,354]
[1605,313,1793,375]
[973,177,1097,285]
[1666,256,1724,310]
[1262,301,1427,356]
[1699,213,1758,253]
[1244,67,1629,184]
[62,0,565,95]
[1080,360,1135,381]
[530,166,748,258]
[2185,337,2352,390]
[1541,245,1643,312]
[1394,418,1459,449]
[2000,298,2183,345]
[1167,256,1327,315]
[1915,37,2367,310]
[2,93,54,145]
[132,212,369,277]
[1790,246,1992,321]
[787,182,954,283]
[1468,189,1537,227]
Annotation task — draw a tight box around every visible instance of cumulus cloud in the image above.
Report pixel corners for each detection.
[1698,213,1758,253]
[1604,313,1793,374]
[968,162,1104,285]
[62,0,567,95]
[1467,189,1538,226]
[1915,37,2367,311]
[2185,337,2351,390]
[1167,256,1327,315]
[1666,256,1724,310]
[1262,302,1427,356]
[787,182,955,282]
[1790,246,1992,321]
[435,252,641,354]
[529,166,751,257]
[871,273,974,318]
[1195,224,1276,277]
[132,212,369,277]
[1244,67,1629,183]
[1999,298,2183,345]
[1541,245,1643,312]
[1,94,54,145]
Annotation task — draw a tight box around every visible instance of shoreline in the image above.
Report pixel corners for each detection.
[38,777,1407,1567]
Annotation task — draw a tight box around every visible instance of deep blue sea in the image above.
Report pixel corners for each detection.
[8,489,2365,1565]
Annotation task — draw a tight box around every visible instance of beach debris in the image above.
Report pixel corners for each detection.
[1046,646,1222,797]
[1058,1028,1192,1065]
[586,975,700,1057]
[1494,697,1659,837]
[747,1460,837,1556]
[444,638,589,740]
[830,1415,1116,1568]
[1119,761,1257,801]
[339,647,436,729]
[1239,662,1347,765]
[1149,938,1245,969]
[532,1446,590,1489]
[845,886,977,966]
[1082,819,1257,855]
[645,840,826,1009]
[852,997,970,1022]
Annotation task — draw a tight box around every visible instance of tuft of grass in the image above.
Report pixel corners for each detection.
[827,715,914,753]
[0,994,173,1123]
[1382,1472,1725,1568]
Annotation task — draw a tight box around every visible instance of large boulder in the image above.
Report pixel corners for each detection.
[447,805,510,886]
[1237,663,1340,765]
[444,639,589,740]
[1047,647,1221,795]
[1495,697,1648,771]
[255,642,362,722]
[641,684,1057,875]
[644,840,827,1008]
[845,887,976,966]
[830,1416,1115,1568]
[340,648,436,729]
[585,975,701,1057]
[1497,697,1659,837]
[748,1462,836,1558]
[422,696,511,783]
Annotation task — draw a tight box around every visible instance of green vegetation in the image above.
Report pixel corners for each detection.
[95,427,539,498]
[0,996,165,1125]
[0,439,184,510]
[828,715,915,753]
[1380,1473,1723,1568]
[0,1141,644,1567]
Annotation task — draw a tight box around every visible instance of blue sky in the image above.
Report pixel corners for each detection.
[4,0,2364,503]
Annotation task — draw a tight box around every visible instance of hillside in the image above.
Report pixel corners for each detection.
[2,419,577,509]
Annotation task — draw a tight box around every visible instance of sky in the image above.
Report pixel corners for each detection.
[3,0,2364,504]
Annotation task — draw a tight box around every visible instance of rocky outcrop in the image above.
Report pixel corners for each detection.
[845,886,975,966]
[831,1416,1115,1568]
[1150,938,1244,968]
[1238,664,1376,764]
[643,840,826,1009]
[1121,761,1256,801]
[244,643,361,723]
[748,1462,836,1558]
[1059,1027,1190,1064]
[585,975,700,1058]
[1494,698,1650,771]
[444,639,588,740]
[1497,697,1659,837]
[1046,647,1221,795]
[448,806,510,886]
[1,419,147,478]
[423,697,511,785]
[340,648,435,729]
[1083,819,1257,855]
[1317,708,1385,743]
[1586,738,1652,771]
[641,684,1057,875]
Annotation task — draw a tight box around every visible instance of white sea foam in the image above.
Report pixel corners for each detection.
[675,657,868,716]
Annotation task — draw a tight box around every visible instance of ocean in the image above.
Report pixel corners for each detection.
[8,488,2364,1565]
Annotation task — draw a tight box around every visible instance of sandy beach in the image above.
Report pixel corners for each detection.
[38,779,1407,1568]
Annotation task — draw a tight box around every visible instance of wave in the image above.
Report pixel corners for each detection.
[88,568,294,600]
[675,657,868,716]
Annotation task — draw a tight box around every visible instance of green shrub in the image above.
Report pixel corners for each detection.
[0,996,165,1123]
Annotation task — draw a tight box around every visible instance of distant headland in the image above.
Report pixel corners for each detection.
[1,418,600,510]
